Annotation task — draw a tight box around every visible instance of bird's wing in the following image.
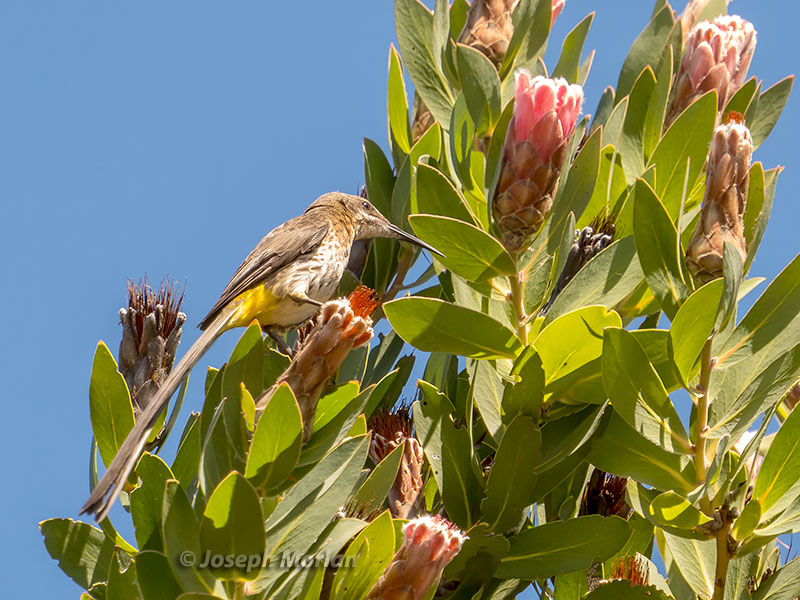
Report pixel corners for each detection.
[198,217,329,329]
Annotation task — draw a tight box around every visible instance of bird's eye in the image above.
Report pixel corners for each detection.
[361,201,371,210]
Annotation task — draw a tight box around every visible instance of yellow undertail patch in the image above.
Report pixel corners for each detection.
[225,285,280,330]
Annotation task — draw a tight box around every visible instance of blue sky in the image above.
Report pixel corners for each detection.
[1,1,797,597]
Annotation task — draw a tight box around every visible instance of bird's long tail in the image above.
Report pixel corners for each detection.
[81,308,231,522]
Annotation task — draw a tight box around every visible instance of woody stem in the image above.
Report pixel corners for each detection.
[713,509,732,600]
[695,338,713,515]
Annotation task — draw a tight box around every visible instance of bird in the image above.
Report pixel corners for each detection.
[81,192,442,522]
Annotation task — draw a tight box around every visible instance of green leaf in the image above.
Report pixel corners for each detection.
[350,444,403,517]
[471,359,506,443]
[536,404,606,473]
[618,66,657,183]
[661,531,716,599]
[536,306,621,402]
[544,236,643,322]
[409,214,516,282]
[647,90,717,218]
[482,416,541,532]
[498,0,549,79]
[617,5,676,98]
[502,348,544,422]
[171,413,201,488]
[578,143,627,230]
[743,163,780,274]
[731,498,761,541]
[497,516,632,579]
[385,297,521,359]
[200,473,265,580]
[131,453,175,551]
[457,44,501,135]
[444,522,510,595]
[388,44,411,158]
[363,137,395,217]
[106,552,139,600]
[134,551,182,600]
[648,491,712,530]
[669,280,723,384]
[413,163,475,223]
[749,76,794,148]
[750,555,800,600]
[589,412,696,494]
[643,46,673,160]
[717,251,800,370]
[89,341,135,468]
[552,13,594,83]
[395,0,455,126]
[718,242,743,332]
[330,511,395,600]
[543,127,603,259]
[161,480,217,593]
[440,413,484,528]
[633,178,690,319]
[40,518,116,590]
[754,404,800,516]
[583,581,671,600]
[631,328,683,392]
[603,328,688,452]
[245,383,303,492]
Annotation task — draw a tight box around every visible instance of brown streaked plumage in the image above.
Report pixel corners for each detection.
[82,192,441,522]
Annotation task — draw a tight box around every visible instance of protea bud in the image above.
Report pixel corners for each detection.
[368,406,425,520]
[255,286,379,440]
[542,220,614,314]
[118,278,185,418]
[579,468,631,518]
[686,115,752,283]
[492,71,584,253]
[458,0,517,66]
[367,515,465,600]
[667,15,756,126]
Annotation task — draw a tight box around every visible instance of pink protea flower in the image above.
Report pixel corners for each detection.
[667,15,756,126]
[551,0,565,22]
[367,515,466,600]
[686,113,752,283]
[492,71,584,252]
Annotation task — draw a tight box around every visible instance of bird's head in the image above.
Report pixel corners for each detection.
[310,192,443,256]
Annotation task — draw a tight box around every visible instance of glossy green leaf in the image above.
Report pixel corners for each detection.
[633,178,690,319]
[661,531,716,599]
[552,13,593,83]
[89,341,135,468]
[457,44,501,134]
[496,515,631,579]
[171,413,201,488]
[618,66,656,183]
[643,46,673,160]
[502,347,545,422]
[330,511,395,600]
[440,411,484,528]
[603,328,688,452]
[350,443,403,517]
[616,6,676,98]
[647,90,717,218]
[743,164,780,274]
[589,412,696,494]
[482,416,541,532]
[669,279,723,384]
[409,214,515,282]
[471,359,505,442]
[544,236,643,323]
[631,328,683,392]
[750,554,800,600]
[578,143,627,230]
[648,491,712,530]
[413,163,475,223]
[444,522,510,595]
[363,137,395,217]
[130,453,175,552]
[245,383,302,492]
[395,0,455,126]
[40,518,115,591]
[731,498,761,542]
[536,404,606,473]
[161,480,216,592]
[385,297,521,359]
[749,76,794,148]
[717,251,800,370]
[388,44,411,157]
[584,581,671,600]
[135,551,182,600]
[498,0,551,80]
[754,404,800,516]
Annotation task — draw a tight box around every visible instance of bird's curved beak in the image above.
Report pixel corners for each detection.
[388,223,444,257]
